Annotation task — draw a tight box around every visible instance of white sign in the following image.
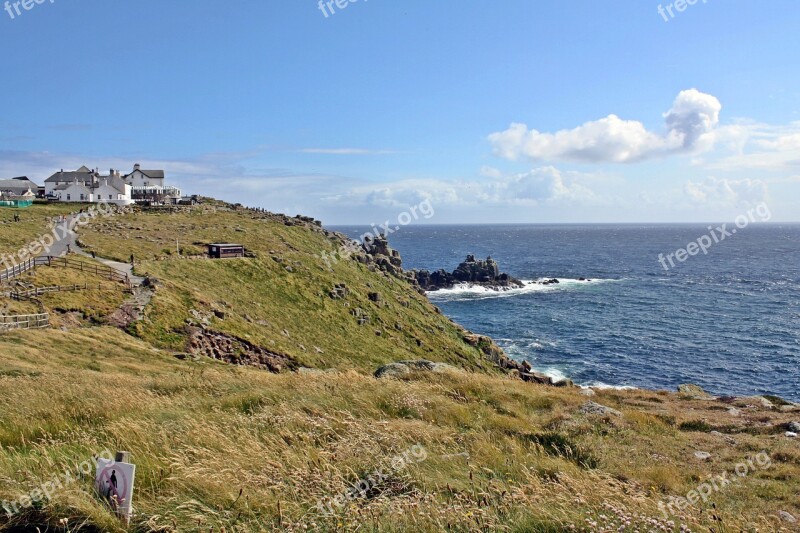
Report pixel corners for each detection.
[95,458,135,521]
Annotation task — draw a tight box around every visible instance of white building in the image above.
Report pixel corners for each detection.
[45,166,134,205]
[123,164,181,205]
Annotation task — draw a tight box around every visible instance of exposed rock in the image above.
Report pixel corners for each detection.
[579,401,622,417]
[678,384,711,398]
[362,235,405,277]
[778,511,797,523]
[374,362,412,379]
[297,367,326,375]
[786,432,798,438]
[329,283,349,299]
[787,421,800,433]
[580,388,596,397]
[184,326,297,373]
[374,359,457,379]
[522,371,556,385]
[412,255,523,292]
[756,396,775,408]
[694,451,712,461]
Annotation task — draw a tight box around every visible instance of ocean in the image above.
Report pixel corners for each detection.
[333,224,800,402]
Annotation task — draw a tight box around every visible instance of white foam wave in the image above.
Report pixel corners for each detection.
[426,277,616,300]
[581,381,638,391]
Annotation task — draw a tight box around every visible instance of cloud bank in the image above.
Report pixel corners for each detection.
[489,89,722,163]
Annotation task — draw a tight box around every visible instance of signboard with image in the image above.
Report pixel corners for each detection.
[95,458,135,522]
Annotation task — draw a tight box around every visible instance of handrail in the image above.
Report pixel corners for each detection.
[10,283,127,300]
[0,256,129,286]
[0,313,50,331]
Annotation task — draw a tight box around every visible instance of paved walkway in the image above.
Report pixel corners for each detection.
[40,212,153,327]
[43,214,145,285]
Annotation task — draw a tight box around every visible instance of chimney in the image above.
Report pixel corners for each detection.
[134,163,141,171]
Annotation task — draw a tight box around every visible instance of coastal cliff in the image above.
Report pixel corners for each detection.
[0,202,797,532]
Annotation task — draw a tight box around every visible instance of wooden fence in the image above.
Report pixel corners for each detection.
[0,313,49,331]
[11,283,131,301]
[0,259,37,282]
[0,256,130,286]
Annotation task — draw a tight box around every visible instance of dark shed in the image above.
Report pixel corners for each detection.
[207,243,245,259]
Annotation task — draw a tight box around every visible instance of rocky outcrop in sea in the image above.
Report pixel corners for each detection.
[412,255,524,291]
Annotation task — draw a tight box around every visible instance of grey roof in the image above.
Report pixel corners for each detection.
[45,169,96,183]
[125,169,165,179]
[97,175,128,193]
[0,177,39,194]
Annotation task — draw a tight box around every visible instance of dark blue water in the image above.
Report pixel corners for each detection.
[332,224,800,401]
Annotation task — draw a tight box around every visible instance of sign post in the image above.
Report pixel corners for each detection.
[95,451,136,524]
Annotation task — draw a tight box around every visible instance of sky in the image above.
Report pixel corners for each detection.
[1,0,799,224]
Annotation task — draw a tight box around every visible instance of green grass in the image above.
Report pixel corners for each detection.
[80,205,494,372]
[0,202,796,531]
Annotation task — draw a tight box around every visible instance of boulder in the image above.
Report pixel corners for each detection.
[521,371,554,385]
[399,360,456,373]
[694,451,712,461]
[374,360,457,379]
[579,401,622,417]
[374,363,412,379]
[787,421,800,433]
[778,511,797,524]
[677,384,711,398]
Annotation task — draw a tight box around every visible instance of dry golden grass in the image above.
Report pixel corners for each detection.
[0,328,797,532]
[0,259,129,328]
[0,203,797,532]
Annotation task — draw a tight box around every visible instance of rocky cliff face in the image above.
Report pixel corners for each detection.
[412,255,524,291]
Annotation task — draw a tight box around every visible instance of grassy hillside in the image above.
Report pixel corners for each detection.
[77,205,495,372]
[0,203,798,532]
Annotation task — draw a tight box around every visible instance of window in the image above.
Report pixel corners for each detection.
[109,195,113,200]
[67,194,71,200]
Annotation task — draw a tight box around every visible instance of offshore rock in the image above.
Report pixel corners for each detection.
[413,255,524,291]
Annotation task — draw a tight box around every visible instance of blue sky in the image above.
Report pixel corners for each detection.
[1,0,799,223]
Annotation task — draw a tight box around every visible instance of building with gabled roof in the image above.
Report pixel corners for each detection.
[44,166,133,205]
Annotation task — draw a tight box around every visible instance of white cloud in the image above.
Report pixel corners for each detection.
[479,165,503,178]
[488,89,721,164]
[332,166,603,210]
[478,166,599,205]
[684,176,768,207]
